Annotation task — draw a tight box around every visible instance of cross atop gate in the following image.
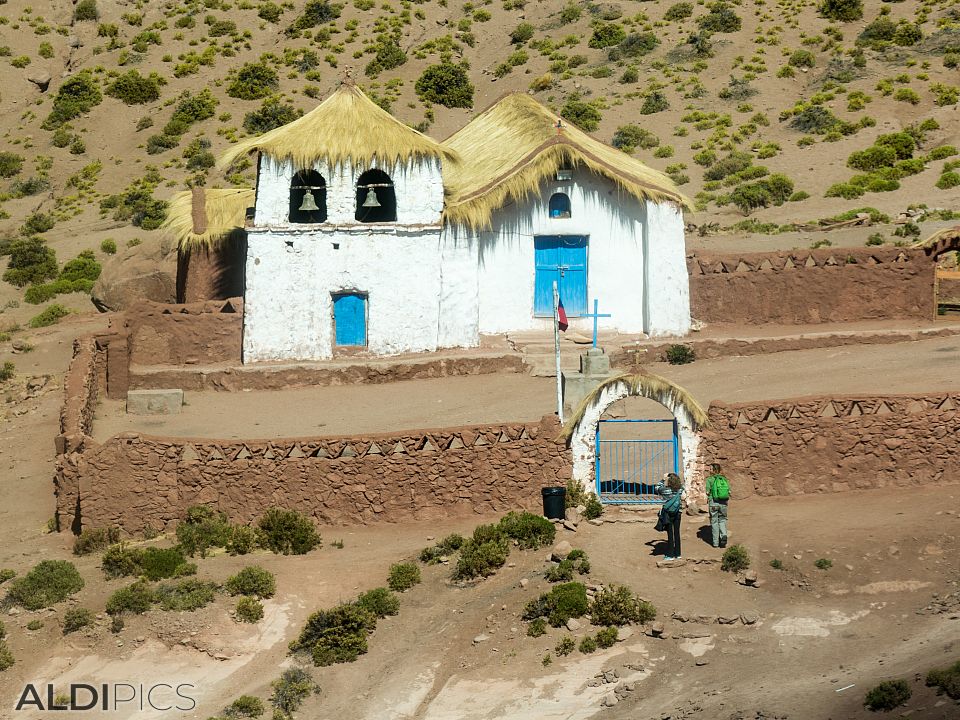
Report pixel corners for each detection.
[582,299,612,348]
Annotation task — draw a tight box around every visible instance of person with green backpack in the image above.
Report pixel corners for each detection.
[705,463,730,548]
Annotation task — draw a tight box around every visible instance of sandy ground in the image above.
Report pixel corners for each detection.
[94,335,960,440]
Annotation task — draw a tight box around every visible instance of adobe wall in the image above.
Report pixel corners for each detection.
[176,236,246,304]
[57,416,571,534]
[700,393,960,497]
[688,246,935,325]
[122,298,243,367]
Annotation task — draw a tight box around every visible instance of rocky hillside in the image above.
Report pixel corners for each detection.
[0,0,959,322]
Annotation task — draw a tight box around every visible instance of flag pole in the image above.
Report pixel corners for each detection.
[553,281,564,424]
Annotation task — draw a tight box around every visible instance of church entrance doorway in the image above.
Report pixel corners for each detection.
[533,235,588,317]
[332,292,367,348]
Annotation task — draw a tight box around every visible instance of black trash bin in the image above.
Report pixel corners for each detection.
[541,486,566,520]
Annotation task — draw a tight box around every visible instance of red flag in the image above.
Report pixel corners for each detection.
[557,297,568,331]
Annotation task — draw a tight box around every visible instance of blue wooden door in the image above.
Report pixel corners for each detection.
[333,293,367,347]
[534,236,588,316]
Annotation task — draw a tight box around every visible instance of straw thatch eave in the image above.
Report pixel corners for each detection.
[441,92,690,230]
[163,188,254,251]
[217,83,458,171]
[560,372,709,442]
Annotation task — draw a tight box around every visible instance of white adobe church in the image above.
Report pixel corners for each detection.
[173,83,691,362]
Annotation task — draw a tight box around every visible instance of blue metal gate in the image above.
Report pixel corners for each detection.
[595,419,679,504]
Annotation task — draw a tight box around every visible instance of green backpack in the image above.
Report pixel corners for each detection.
[710,474,730,500]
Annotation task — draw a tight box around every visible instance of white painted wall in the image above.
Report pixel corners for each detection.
[254,154,445,227]
[569,380,703,498]
[644,201,691,337]
[243,227,445,361]
[456,171,689,337]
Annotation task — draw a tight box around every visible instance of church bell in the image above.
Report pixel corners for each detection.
[298,190,320,213]
[361,188,381,208]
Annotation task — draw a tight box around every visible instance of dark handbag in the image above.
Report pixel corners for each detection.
[654,508,668,532]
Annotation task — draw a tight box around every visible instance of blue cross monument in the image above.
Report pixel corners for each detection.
[583,299,612,348]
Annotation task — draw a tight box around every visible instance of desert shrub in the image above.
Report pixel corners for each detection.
[589,585,656,626]
[510,22,535,44]
[364,38,406,77]
[0,363,14,383]
[595,626,618,648]
[0,642,13,671]
[893,88,920,105]
[497,511,556,549]
[225,566,276,598]
[819,0,862,22]
[589,22,626,49]
[698,3,741,33]
[789,50,815,68]
[258,2,282,22]
[106,580,154,615]
[0,151,23,178]
[610,32,658,61]
[21,212,56,236]
[100,238,117,254]
[937,172,960,190]
[789,106,839,135]
[612,125,659,153]
[721,544,750,572]
[223,695,264,718]
[227,525,257,555]
[925,661,960,699]
[98,175,169,229]
[235,597,264,624]
[527,617,547,637]
[454,537,510,579]
[243,98,302,134]
[893,23,922,47]
[848,146,897,172]
[60,250,101,283]
[387,562,421,592]
[73,527,122,557]
[74,0,99,21]
[287,0,342,33]
[292,602,376,666]
[554,636,575,656]
[3,237,58,288]
[583,495,603,520]
[704,152,753,182]
[825,182,863,199]
[257,508,321,555]
[579,636,598,653]
[106,71,163,105]
[270,668,318,714]
[62,607,94,634]
[420,533,466,563]
[415,62,474,109]
[228,62,279,100]
[30,304,70,328]
[155,579,218,611]
[8,560,83,610]
[561,99,602,132]
[770,558,784,569]
[641,91,669,115]
[665,344,695,365]
[177,505,233,557]
[815,558,833,570]
[103,545,194,581]
[730,175,794,214]
[42,72,102,129]
[665,2,693,21]
[863,679,911,711]
[929,146,958,162]
[0,570,15,584]
[523,582,589,627]
[356,587,400,618]
[546,559,574,583]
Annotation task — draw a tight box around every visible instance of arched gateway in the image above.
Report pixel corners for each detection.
[563,373,710,501]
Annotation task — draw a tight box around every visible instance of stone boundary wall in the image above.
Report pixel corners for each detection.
[700,392,960,498]
[688,246,934,325]
[56,416,571,533]
[57,336,103,454]
[123,298,243,368]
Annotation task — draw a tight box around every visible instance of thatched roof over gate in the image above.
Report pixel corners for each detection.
[441,93,688,230]
[217,82,458,170]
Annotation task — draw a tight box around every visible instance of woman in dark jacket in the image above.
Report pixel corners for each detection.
[656,472,684,560]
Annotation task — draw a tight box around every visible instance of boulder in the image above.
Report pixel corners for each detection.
[26,70,51,92]
[92,237,177,312]
[551,540,573,562]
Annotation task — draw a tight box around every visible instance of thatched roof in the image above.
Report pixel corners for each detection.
[163,188,254,250]
[218,82,458,170]
[560,372,709,442]
[441,93,689,230]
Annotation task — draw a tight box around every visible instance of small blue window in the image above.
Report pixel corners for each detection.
[549,193,571,219]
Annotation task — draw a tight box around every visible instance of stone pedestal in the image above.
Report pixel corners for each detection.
[127,389,184,415]
[562,347,613,413]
